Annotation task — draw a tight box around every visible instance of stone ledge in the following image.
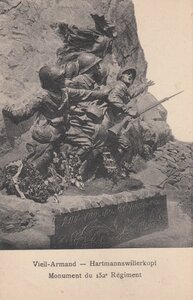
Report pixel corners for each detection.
[51,189,168,249]
[52,188,166,213]
[0,188,168,249]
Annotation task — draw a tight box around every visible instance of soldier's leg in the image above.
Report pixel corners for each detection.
[27,143,54,176]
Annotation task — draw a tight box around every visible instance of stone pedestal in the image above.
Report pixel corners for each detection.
[51,189,168,249]
[0,188,168,249]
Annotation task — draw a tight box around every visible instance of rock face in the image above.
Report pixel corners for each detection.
[137,93,173,150]
[0,0,149,157]
[87,0,147,79]
[137,141,193,218]
[108,0,147,79]
[0,0,60,155]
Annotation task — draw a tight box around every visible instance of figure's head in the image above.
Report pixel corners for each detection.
[39,66,65,92]
[117,67,136,87]
[78,53,102,76]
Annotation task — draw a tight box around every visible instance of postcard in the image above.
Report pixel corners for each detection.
[0,0,192,299]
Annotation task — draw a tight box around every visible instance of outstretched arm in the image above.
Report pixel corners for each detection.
[63,87,109,102]
[108,83,127,109]
[2,94,43,124]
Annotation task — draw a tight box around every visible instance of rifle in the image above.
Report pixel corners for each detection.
[139,90,184,116]
[109,90,184,137]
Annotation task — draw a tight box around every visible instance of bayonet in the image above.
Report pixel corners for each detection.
[139,90,184,116]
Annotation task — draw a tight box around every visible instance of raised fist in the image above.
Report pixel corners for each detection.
[2,105,13,119]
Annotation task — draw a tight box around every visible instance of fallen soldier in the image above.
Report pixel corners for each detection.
[57,14,117,64]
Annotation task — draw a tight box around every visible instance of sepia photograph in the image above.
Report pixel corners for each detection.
[0,0,192,252]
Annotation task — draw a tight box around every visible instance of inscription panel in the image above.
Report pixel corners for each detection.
[51,196,168,249]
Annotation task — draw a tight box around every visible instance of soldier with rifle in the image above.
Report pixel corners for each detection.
[103,65,154,158]
[107,65,154,122]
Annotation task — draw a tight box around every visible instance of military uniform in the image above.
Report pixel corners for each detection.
[2,86,108,173]
[65,71,110,151]
[3,87,107,138]
[108,80,147,119]
[66,73,96,90]
[107,66,149,155]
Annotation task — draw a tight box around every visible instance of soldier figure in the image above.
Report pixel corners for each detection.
[65,52,103,89]
[57,14,117,65]
[107,66,154,157]
[108,65,154,119]
[64,53,111,154]
[2,63,108,172]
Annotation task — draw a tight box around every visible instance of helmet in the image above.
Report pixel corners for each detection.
[117,66,136,81]
[39,65,65,89]
[78,53,102,75]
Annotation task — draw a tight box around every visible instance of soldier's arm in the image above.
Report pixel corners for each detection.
[65,76,88,89]
[108,84,138,117]
[108,83,130,113]
[63,87,108,102]
[2,92,43,124]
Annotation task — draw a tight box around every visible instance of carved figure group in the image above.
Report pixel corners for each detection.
[2,14,154,190]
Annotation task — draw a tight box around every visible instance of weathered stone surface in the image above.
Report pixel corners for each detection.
[0,188,168,249]
[136,93,168,121]
[137,161,168,187]
[51,189,167,248]
[117,201,193,248]
[107,0,147,81]
[137,141,193,218]
[0,208,34,233]
[135,93,173,149]
[0,1,61,154]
